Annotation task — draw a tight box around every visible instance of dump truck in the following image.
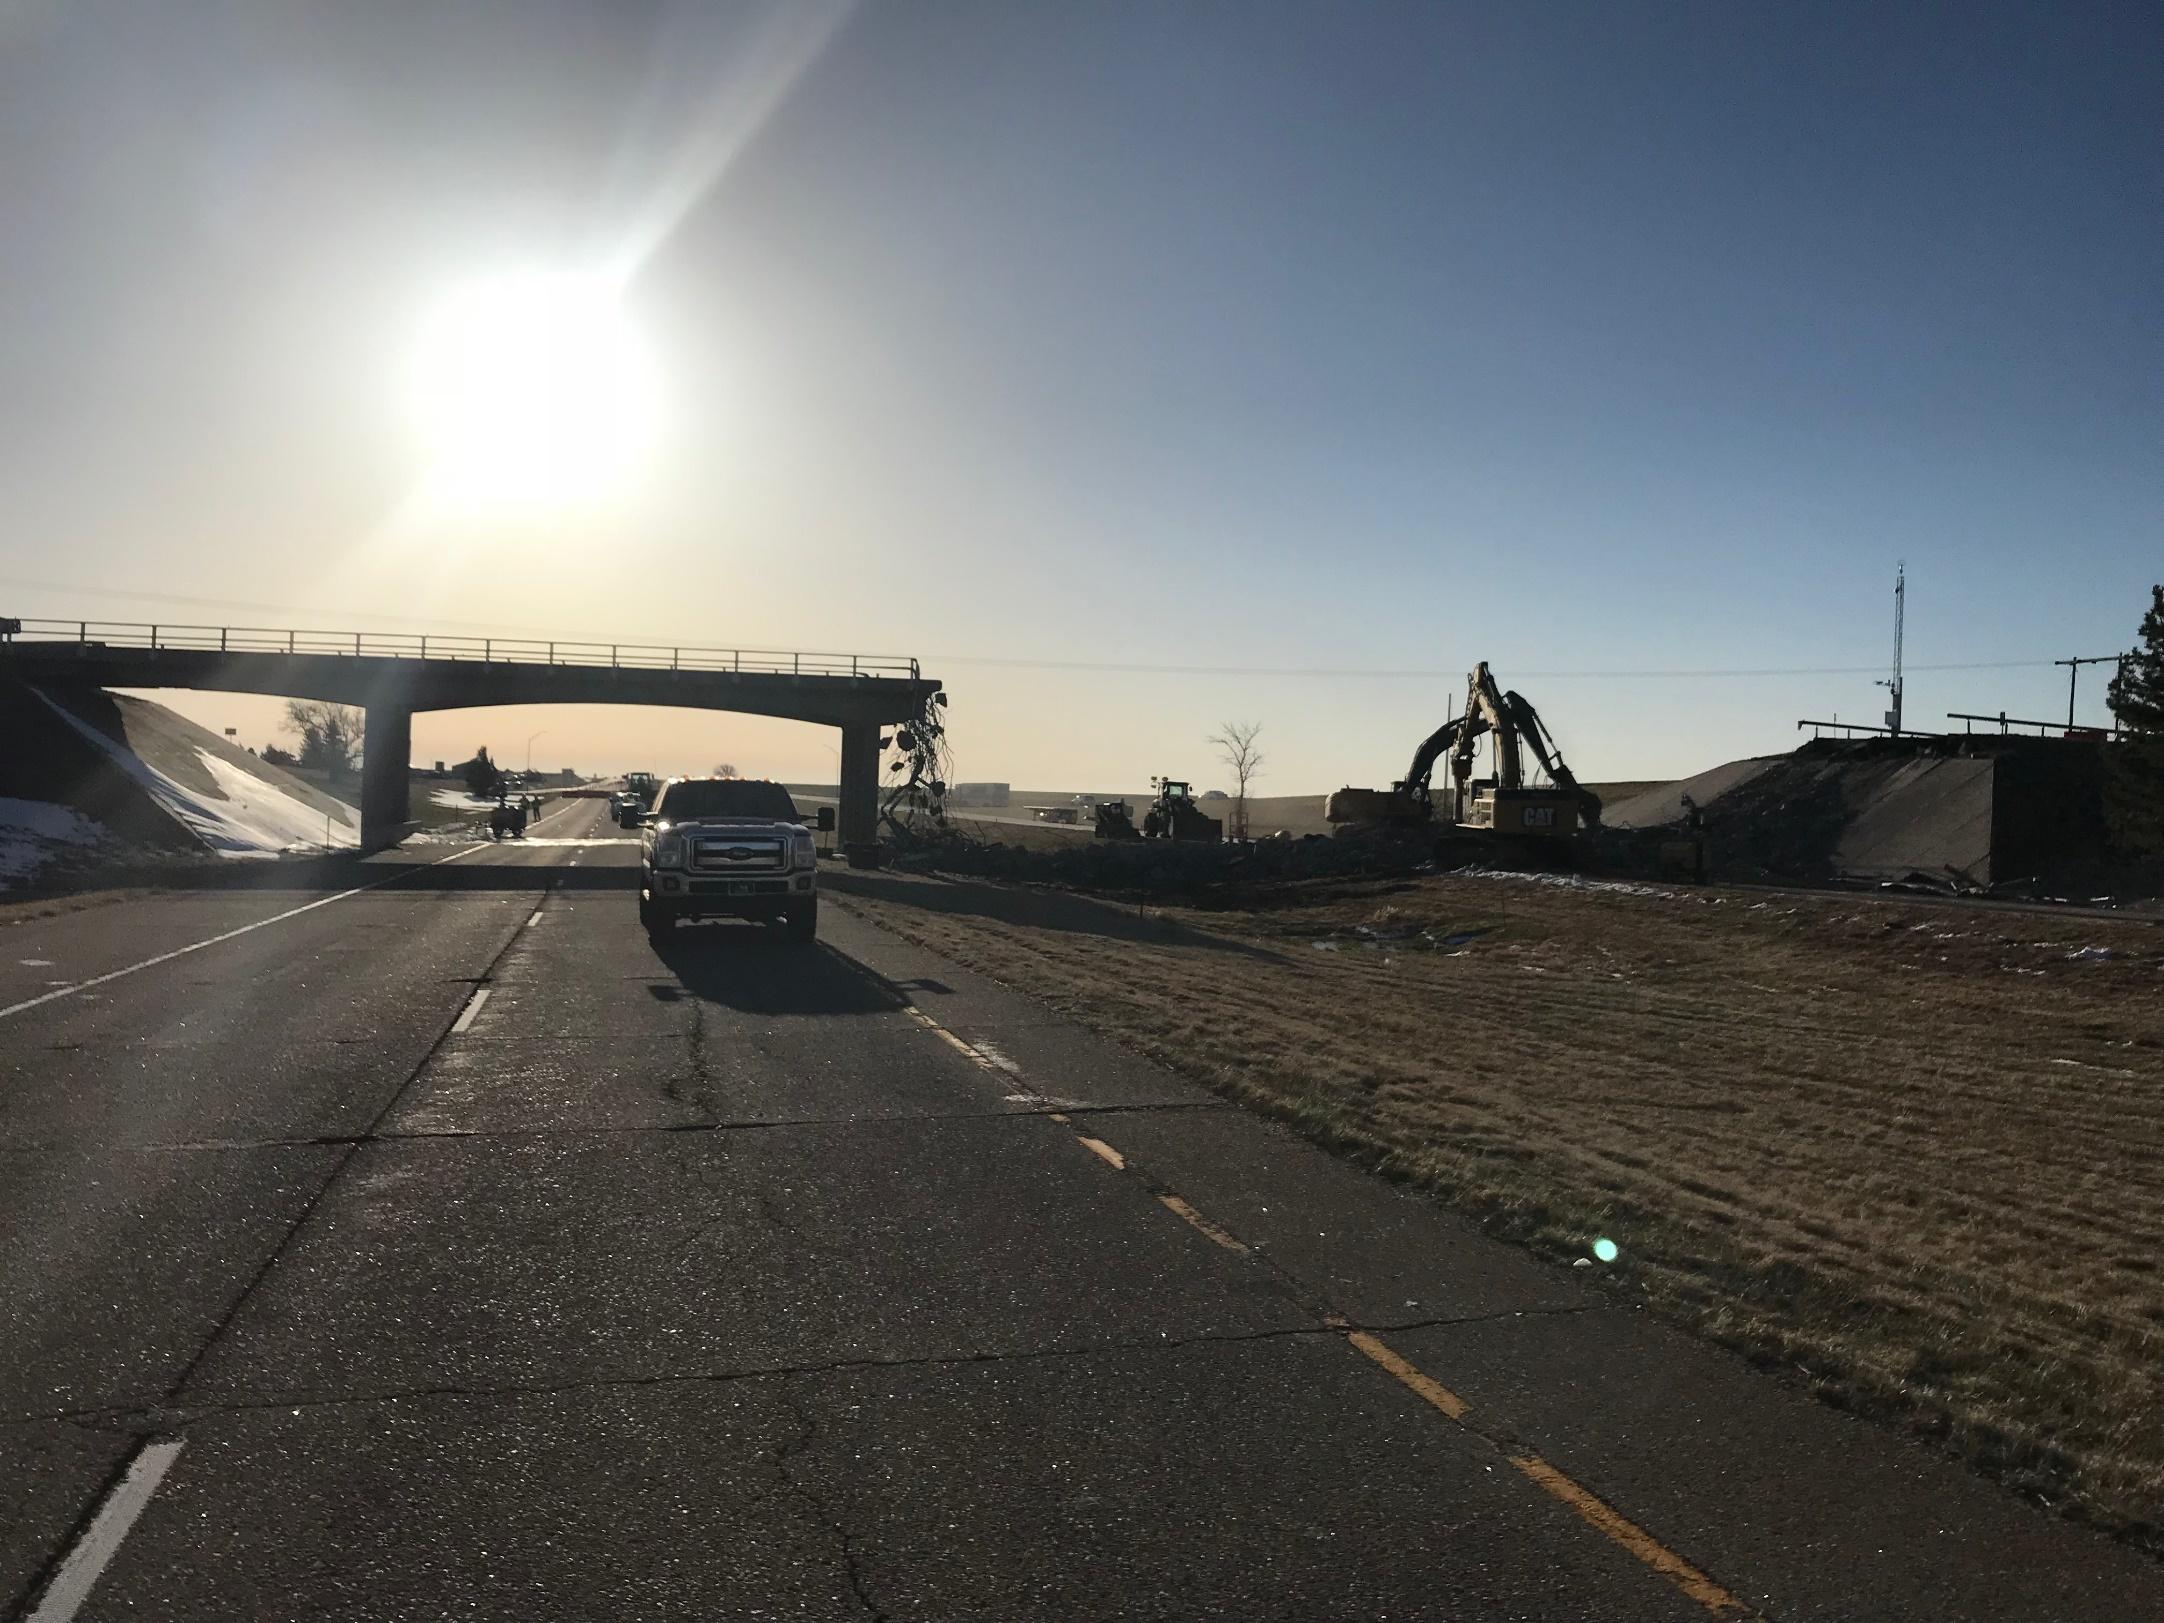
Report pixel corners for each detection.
[1327,662,1600,841]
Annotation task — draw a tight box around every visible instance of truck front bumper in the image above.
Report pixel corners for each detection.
[644,870,816,920]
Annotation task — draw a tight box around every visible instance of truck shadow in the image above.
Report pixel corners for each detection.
[648,928,906,1017]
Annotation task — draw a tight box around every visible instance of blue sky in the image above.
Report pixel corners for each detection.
[0,0,2155,784]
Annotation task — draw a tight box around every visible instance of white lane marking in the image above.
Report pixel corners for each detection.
[491,838,634,847]
[450,987,491,1033]
[526,910,544,927]
[26,1438,185,1622]
[19,958,54,967]
[971,1039,1024,1076]
[0,845,490,1024]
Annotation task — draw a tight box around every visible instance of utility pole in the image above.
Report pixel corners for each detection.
[1876,563,1905,736]
[2053,655,2122,731]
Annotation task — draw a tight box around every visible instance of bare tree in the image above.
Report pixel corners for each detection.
[1209,720,1265,841]
[713,762,740,778]
[283,700,366,781]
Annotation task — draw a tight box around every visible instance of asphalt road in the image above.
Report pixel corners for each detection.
[3,794,2159,1620]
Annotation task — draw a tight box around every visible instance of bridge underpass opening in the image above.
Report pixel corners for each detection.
[366,701,888,857]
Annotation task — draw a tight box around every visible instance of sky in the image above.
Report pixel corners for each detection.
[0,0,2157,791]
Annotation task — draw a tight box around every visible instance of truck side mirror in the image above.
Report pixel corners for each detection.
[816,806,836,832]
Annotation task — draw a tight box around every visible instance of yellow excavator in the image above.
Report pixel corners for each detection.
[1326,662,1600,840]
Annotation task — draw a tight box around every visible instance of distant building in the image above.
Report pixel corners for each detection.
[950,782,1011,807]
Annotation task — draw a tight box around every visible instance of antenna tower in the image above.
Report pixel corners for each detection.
[1877,562,1905,735]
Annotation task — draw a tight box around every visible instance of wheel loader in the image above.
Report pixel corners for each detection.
[1140,779,1222,842]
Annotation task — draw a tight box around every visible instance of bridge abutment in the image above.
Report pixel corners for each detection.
[839,721,881,867]
[360,704,412,852]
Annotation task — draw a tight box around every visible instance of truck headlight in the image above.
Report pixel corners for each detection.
[793,830,817,869]
[653,831,685,868]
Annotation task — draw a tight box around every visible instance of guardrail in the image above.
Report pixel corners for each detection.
[0,618,920,681]
[1947,710,2120,739]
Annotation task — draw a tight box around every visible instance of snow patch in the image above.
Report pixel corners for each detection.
[191,748,358,854]
[1452,866,1680,900]
[0,797,106,884]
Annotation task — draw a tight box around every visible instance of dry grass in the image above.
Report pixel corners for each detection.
[836,870,2164,1540]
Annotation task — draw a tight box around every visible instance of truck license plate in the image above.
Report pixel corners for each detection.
[728,881,753,896]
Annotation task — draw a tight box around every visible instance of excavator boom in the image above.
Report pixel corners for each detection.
[1502,690,1602,827]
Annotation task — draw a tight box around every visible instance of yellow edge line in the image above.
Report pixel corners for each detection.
[1075,1136,1126,1170]
[1158,1194,1250,1253]
[1508,1455,1750,1617]
[1344,1330,1470,1421]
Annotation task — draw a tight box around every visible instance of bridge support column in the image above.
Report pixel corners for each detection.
[839,720,882,868]
[360,704,412,853]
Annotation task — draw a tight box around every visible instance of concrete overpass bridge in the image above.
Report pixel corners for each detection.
[0,619,942,859]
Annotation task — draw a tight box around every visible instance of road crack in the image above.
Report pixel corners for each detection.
[774,1382,888,1621]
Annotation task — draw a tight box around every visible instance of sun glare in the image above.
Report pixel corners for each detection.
[407,271,660,512]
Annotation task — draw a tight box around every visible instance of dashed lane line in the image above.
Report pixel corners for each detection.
[22,1438,185,1622]
[450,987,491,1034]
[0,843,491,1024]
[1157,1194,1250,1254]
[1508,1454,1753,1617]
[1344,1329,1469,1421]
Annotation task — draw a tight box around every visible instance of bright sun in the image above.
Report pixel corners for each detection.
[407,271,660,512]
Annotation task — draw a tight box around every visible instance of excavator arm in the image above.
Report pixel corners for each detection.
[1399,713,1488,807]
[1450,662,1521,796]
[1502,689,1602,827]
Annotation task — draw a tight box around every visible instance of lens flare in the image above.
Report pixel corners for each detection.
[406,271,660,513]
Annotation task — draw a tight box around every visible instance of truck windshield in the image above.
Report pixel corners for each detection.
[656,780,800,821]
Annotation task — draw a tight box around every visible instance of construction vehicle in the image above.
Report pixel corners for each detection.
[1326,662,1601,841]
[1142,778,1223,842]
[1093,799,1139,839]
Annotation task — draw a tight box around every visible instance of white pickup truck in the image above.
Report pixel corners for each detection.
[638,777,820,942]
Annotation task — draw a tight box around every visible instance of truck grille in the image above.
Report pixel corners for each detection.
[688,833,788,874]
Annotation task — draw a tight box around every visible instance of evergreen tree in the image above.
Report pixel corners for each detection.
[2105,585,2164,857]
[464,747,500,798]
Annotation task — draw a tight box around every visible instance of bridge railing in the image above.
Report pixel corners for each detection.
[0,618,920,682]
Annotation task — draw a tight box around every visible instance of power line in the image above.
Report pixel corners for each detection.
[926,654,2061,681]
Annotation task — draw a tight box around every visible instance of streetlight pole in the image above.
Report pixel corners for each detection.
[526,729,550,772]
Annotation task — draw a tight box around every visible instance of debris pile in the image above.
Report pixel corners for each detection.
[887,823,1512,901]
